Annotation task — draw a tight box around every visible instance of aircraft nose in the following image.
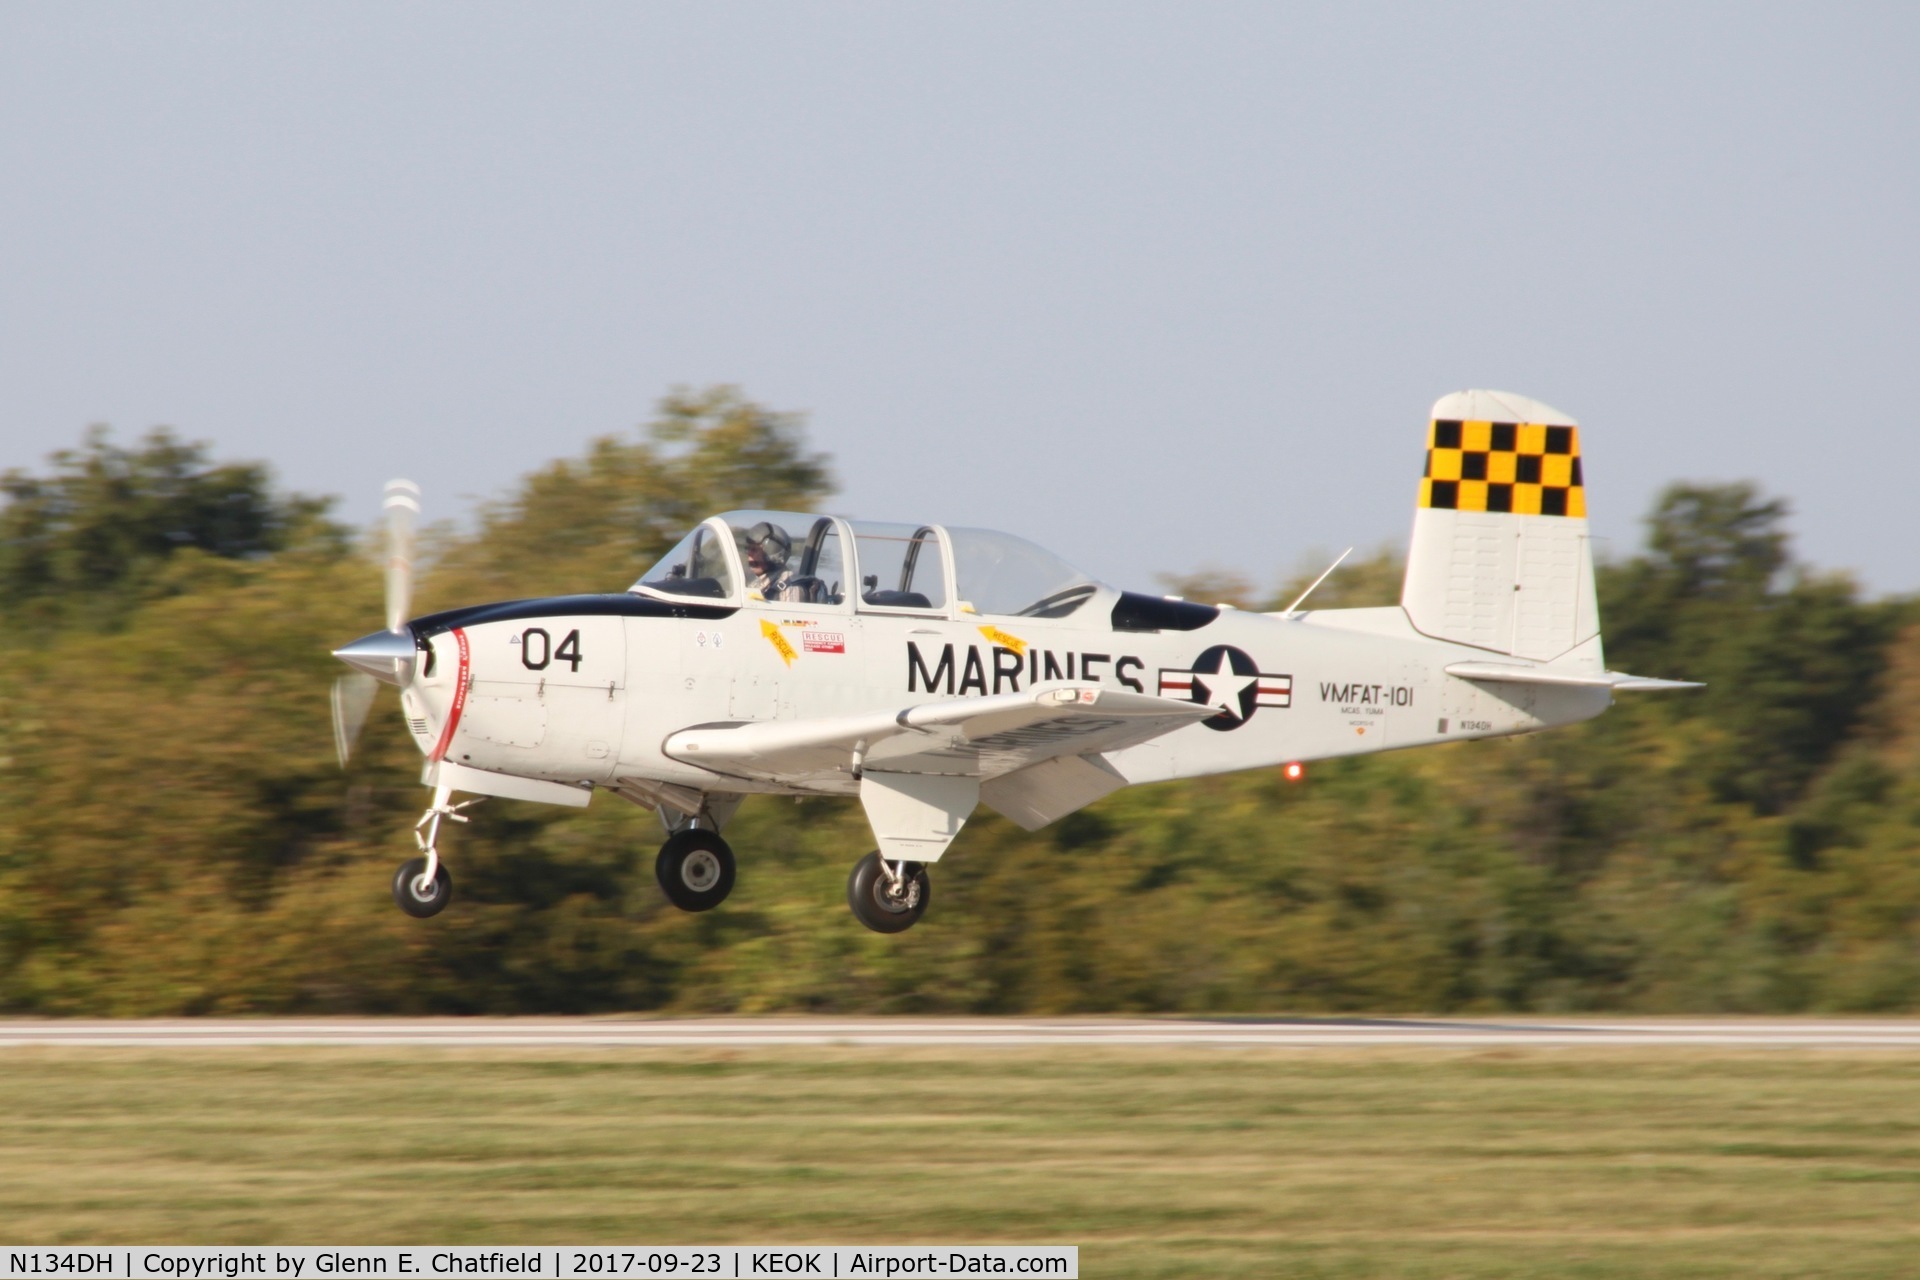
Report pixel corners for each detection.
[333,627,419,687]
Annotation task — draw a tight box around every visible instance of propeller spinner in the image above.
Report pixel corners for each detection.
[330,479,423,766]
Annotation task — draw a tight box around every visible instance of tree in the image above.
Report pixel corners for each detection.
[1157,547,1404,615]
[9,407,1920,1016]
[1646,482,1789,601]
[427,386,834,605]
[0,427,335,625]
[1601,482,1899,813]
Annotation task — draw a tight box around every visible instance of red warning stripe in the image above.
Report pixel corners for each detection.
[428,627,471,763]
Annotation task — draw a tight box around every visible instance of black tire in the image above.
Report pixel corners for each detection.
[392,857,452,918]
[846,850,931,934]
[655,828,737,912]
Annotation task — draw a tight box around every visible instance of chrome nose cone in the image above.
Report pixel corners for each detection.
[333,628,418,686]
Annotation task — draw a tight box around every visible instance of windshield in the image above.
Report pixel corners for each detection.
[946,527,1096,618]
[631,522,735,599]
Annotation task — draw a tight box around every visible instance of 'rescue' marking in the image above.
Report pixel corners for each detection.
[978,624,1027,656]
[429,628,471,762]
[760,618,798,666]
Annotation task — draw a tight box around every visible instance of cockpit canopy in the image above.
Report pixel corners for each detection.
[631,510,1100,619]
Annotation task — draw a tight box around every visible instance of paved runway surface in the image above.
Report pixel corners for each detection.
[3,1017,1920,1048]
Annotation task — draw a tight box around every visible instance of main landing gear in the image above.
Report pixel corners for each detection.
[847,850,932,934]
[655,827,737,912]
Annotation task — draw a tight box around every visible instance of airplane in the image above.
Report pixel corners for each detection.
[331,390,1698,933]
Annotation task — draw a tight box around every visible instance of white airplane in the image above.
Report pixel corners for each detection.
[332,390,1697,932]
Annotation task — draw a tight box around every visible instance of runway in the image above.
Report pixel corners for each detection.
[3,1016,1920,1048]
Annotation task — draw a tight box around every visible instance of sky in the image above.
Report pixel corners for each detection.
[3,2,1917,598]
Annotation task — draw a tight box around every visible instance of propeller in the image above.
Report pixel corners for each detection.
[331,479,423,767]
[384,478,419,633]
[331,673,377,768]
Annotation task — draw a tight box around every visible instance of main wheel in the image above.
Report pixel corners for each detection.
[846,850,931,934]
[655,828,736,912]
[392,857,452,918]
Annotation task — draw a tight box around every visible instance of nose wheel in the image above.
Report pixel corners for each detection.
[847,850,931,933]
[392,857,452,918]
[656,828,737,912]
[390,786,480,918]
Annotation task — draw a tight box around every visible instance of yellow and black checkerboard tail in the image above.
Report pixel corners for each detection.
[1402,390,1603,665]
[1419,416,1585,518]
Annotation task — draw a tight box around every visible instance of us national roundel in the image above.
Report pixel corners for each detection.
[1157,645,1294,731]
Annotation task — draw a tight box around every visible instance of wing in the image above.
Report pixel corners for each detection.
[664,683,1213,792]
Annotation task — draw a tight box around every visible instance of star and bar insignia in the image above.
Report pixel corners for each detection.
[1158,644,1291,731]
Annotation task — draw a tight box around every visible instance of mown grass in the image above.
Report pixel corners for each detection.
[3,1047,1920,1277]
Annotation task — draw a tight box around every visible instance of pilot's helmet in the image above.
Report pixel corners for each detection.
[743,521,792,569]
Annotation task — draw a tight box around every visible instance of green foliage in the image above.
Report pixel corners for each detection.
[426,385,833,606]
[1160,546,1404,614]
[1645,481,1790,600]
[1601,483,1904,812]
[0,406,1914,1016]
[0,427,338,627]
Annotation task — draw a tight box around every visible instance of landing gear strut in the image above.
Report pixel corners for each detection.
[392,785,481,918]
[656,828,737,912]
[847,850,931,933]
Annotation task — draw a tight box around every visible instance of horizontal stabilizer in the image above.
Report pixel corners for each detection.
[1445,661,1702,692]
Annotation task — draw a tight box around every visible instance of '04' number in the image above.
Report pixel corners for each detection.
[520,627,583,673]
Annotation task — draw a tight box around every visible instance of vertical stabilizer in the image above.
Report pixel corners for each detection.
[1401,390,1601,666]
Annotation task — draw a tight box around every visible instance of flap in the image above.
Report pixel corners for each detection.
[981,754,1129,831]
[664,683,1212,787]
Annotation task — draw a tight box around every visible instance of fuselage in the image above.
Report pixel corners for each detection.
[336,399,1689,931]
[395,586,1611,802]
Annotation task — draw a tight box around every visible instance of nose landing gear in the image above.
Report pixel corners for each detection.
[391,786,482,918]
[847,850,931,933]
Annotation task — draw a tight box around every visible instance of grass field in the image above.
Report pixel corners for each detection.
[3,1047,1920,1277]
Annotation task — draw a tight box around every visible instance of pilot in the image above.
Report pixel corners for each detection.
[742,521,802,601]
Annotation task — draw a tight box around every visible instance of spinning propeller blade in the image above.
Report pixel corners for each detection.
[384,479,420,635]
[331,672,378,767]
[330,479,423,769]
